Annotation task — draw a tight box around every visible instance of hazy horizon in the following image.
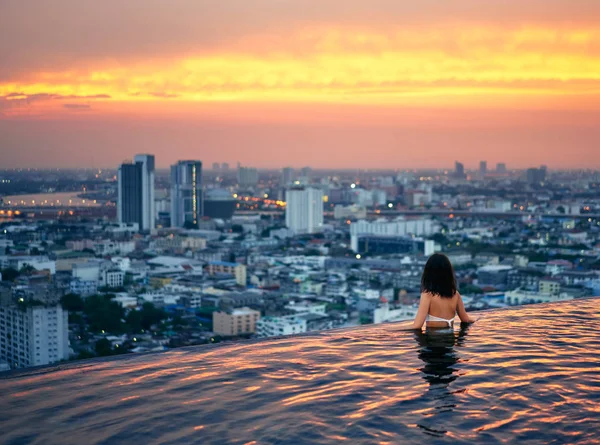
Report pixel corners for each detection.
[1,0,599,169]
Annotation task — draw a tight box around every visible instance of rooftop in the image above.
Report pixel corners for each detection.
[2,298,600,444]
[228,307,260,316]
[209,261,240,267]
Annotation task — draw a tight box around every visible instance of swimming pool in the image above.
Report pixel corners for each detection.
[2,298,600,444]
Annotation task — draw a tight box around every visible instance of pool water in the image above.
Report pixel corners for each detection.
[2,299,600,444]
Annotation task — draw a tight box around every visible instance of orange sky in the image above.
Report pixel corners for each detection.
[1,0,599,169]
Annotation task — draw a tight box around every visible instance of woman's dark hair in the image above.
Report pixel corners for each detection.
[421,253,457,298]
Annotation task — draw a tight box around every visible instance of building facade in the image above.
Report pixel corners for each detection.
[117,154,155,232]
[256,315,307,338]
[237,166,259,187]
[171,160,203,228]
[350,217,434,252]
[285,187,324,234]
[0,304,69,369]
[203,189,236,220]
[206,261,247,286]
[213,307,260,336]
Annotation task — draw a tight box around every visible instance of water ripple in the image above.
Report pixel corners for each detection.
[2,298,600,444]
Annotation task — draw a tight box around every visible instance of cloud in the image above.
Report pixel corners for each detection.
[1,24,599,109]
[148,92,180,98]
[1,0,600,80]
[63,103,91,109]
[0,92,110,109]
[61,94,110,100]
[0,92,110,101]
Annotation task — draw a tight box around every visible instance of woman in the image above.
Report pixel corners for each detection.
[408,253,477,330]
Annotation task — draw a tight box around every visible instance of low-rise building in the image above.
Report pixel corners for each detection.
[102,269,124,289]
[507,268,544,291]
[333,205,367,220]
[373,301,418,324]
[0,256,56,275]
[285,302,327,315]
[69,279,98,297]
[213,307,260,336]
[539,279,561,296]
[256,315,308,338]
[113,294,138,308]
[504,290,573,306]
[207,261,247,286]
[477,265,513,287]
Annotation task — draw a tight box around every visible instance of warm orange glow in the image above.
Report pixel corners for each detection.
[1,25,599,118]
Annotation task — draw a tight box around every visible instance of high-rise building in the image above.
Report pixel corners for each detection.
[237,166,259,187]
[0,303,69,369]
[454,161,466,179]
[480,161,487,175]
[527,166,547,184]
[281,167,295,186]
[221,163,229,171]
[171,160,203,228]
[496,163,507,174]
[212,162,220,170]
[285,187,324,234]
[300,166,312,178]
[117,154,155,232]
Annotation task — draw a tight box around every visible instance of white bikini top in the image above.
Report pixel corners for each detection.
[426,314,455,327]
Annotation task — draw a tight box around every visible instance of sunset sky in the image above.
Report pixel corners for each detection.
[1,0,599,169]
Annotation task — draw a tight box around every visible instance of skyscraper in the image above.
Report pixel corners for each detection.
[300,166,312,178]
[117,154,155,231]
[285,187,324,234]
[527,166,547,184]
[496,163,507,174]
[171,160,203,228]
[454,161,466,179]
[480,161,487,175]
[281,167,295,186]
[238,165,259,187]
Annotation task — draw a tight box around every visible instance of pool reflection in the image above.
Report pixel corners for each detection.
[413,325,470,437]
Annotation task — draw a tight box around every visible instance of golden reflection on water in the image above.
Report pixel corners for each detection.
[2,299,600,444]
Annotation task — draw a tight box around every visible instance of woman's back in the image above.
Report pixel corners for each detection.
[426,292,459,328]
[406,253,476,330]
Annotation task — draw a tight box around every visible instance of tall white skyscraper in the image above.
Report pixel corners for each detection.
[285,187,324,234]
[171,160,203,228]
[0,304,69,369]
[117,154,155,232]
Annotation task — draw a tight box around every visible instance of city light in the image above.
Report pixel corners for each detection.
[350,184,356,189]
[356,254,361,259]
[388,203,393,208]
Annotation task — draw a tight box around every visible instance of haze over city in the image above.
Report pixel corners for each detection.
[1,0,600,169]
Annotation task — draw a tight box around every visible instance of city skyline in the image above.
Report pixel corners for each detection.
[1,0,599,168]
